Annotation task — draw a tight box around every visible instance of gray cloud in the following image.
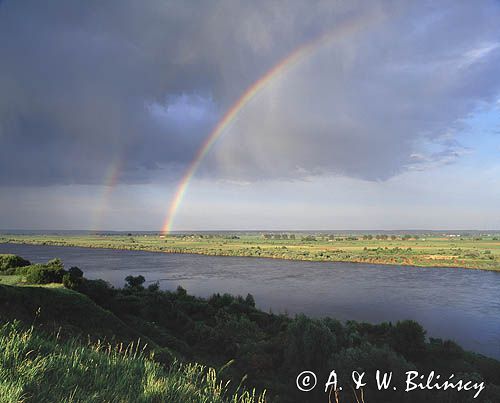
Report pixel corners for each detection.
[207,2,500,181]
[0,0,499,186]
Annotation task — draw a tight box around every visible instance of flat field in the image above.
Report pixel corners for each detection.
[1,232,499,271]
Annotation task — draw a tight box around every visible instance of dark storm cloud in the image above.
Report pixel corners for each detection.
[208,2,500,181]
[0,0,499,185]
[0,0,221,185]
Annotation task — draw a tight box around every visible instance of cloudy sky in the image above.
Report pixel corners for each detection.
[1,0,499,231]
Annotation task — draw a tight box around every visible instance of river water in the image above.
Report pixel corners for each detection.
[1,243,499,359]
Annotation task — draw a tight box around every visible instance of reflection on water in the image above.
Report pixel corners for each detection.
[1,243,499,359]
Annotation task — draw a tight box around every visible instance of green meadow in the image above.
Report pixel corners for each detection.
[2,232,500,271]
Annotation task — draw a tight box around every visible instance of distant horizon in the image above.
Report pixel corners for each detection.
[2,228,500,234]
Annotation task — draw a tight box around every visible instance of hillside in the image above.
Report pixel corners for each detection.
[0,321,264,403]
[1,254,500,402]
[0,284,145,345]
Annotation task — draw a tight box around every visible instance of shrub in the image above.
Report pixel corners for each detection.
[0,254,31,271]
[390,320,427,361]
[147,281,160,292]
[62,273,82,290]
[176,285,187,297]
[245,293,256,308]
[68,266,83,278]
[62,266,84,290]
[26,265,66,284]
[334,344,415,402]
[284,314,337,374]
[78,279,114,306]
[25,259,66,284]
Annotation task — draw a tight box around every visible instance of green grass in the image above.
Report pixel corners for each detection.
[0,321,266,403]
[2,232,500,271]
[0,274,23,285]
[0,284,144,344]
[0,274,64,288]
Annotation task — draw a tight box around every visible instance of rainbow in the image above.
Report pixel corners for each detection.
[91,160,122,232]
[161,13,380,234]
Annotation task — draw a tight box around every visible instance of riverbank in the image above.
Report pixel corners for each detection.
[1,233,499,271]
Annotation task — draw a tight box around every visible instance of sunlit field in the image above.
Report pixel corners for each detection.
[2,233,499,271]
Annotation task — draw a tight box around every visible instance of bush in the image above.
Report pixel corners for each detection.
[0,254,31,271]
[68,266,83,278]
[245,293,256,307]
[26,265,66,284]
[25,259,66,284]
[390,320,426,361]
[62,273,82,289]
[62,266,84,290]
[125,275,145,290]
[79,279,114,306]
[147,281,160,292]
[284,314,337,374]
[334,344,415,402]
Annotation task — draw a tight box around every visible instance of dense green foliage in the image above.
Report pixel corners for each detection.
[1,257,67,285]
[73,278,500,402]
[25,258,66,284]
[0,321,265,403]
[1,254,500,402]
[0,254,30,270]
[62,266,84,289]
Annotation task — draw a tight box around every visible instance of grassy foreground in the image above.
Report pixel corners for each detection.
[0,321,264,403]
[2,232,500,271]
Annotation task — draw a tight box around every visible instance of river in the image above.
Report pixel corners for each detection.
[1,243,499,359]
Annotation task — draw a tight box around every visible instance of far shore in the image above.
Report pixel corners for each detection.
[1,233,499,272]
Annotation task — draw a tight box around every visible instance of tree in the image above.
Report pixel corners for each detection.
[68,266,83,278]
[147,281,160,292]
[176,285,187,297]
[125,275,145,289]
[390,320,426,361]
[284,315,337,375]
[245,293,255,307]
[62,266,84,290]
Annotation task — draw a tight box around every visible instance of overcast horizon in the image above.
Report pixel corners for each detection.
[1,1,500,231]
[2,228,500,234]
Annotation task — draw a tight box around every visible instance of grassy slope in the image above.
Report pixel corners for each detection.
[2,233,500,271]
[0,284,144,344]
[0,321,265,403]
[0,274,23,285]
[0,284,266,402]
